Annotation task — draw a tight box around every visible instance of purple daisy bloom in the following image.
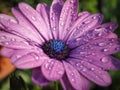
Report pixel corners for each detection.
[0,0,120,90]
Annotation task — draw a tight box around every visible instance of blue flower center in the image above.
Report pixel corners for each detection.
[49,40,65,53]
[42,40,70,60]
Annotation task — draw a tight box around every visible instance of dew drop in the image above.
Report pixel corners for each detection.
[16,55,21,59]
[11,38,16,41]
[66,7,69,10]
[110,38,115,42]
[0,16,4,19]
[71,78,75,82]
[25,6,29,9]
[95,76,98,78]
[71,73,74,76]
[97,33,102,37]
[51,17,55,21]
[60,22,64,26]
[5,42,9,45]
[58,71,64,75]
[82,68,87,72]
[73,33,77,36]
[75,38,81,41]
[91,68,95,71]
[102,48,108,52]
[101,57,109,63]
[9,19,17,23]
[115,47,120,51]
[35,56,39,60]
[48,67,52,70]
[76,63,79,67]
[48,59,51,63]
[52,27,56,31]
[109,43,112,46]
[92,16,97,19]
[51,61,54,64]
[70,0,74,3]
[98,42,105,46]
[45,63,49,69]
[80,65,83,68]
[0,36,6,39]
[66,28,70,31]
[31,16,36,21]
[109,26,113,30]
[84,20,90,24]
[79,51,86,55]
[91,53,95,56]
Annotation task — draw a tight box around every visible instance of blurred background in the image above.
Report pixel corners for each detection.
[0,0,120,90]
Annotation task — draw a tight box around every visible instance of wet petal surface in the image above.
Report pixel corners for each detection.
[0,31,32,49]
[67,22,118,48]
[41,59,64,81]
[59,0,78,40]
[63,61,90,90]
[10,48,46,69]
[50,0,63,39]
[68,58,112,86]
[18,2,52,41]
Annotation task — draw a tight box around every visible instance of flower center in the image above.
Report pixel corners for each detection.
[42,40,70,60]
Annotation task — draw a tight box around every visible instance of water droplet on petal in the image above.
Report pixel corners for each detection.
[91,68,95,71]
[52,27,56,31]
[9,19,17,23]
[76,63,79,67]
[97,33,102,37]
[71,78,75,82]
[11,38,16,41]
[45,63,49,69]
[82,68,87,72]
[115,47,120,51]
[16,55,21,59]
[101,57,109,63]
[98,42,105,46]
[35,56,39,60]
[79,51,86,55]
[109,26,113,30]
[0,16,4,19]
[51,17,55,21]
[58,71,64,75]
[48,59,51,63]
[84,20,90,24]
[48,67,52,70]
[60,22,64,26]
[25,6,29,9]
[71,73,74,76]
[92,16,97,19]
[5,42,9,45]
[51,61,54,64]
[70,0,74,3]
[31,16,36,21]
[75,38,81,41]
[0,36,6,39]
[95,76,98,78]
[102,48,108,52]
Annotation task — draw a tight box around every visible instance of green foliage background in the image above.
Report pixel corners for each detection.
[0,0,120,90]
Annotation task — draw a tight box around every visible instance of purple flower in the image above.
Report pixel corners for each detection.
[0,0,120,90]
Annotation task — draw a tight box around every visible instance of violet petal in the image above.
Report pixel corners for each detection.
[63,61,90,90]
[32,67,50,86]
[50,0,63,39]
[59,0,78,40]
[41,59,64,81]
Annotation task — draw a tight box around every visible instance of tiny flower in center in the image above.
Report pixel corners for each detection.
[42,40,70,60]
